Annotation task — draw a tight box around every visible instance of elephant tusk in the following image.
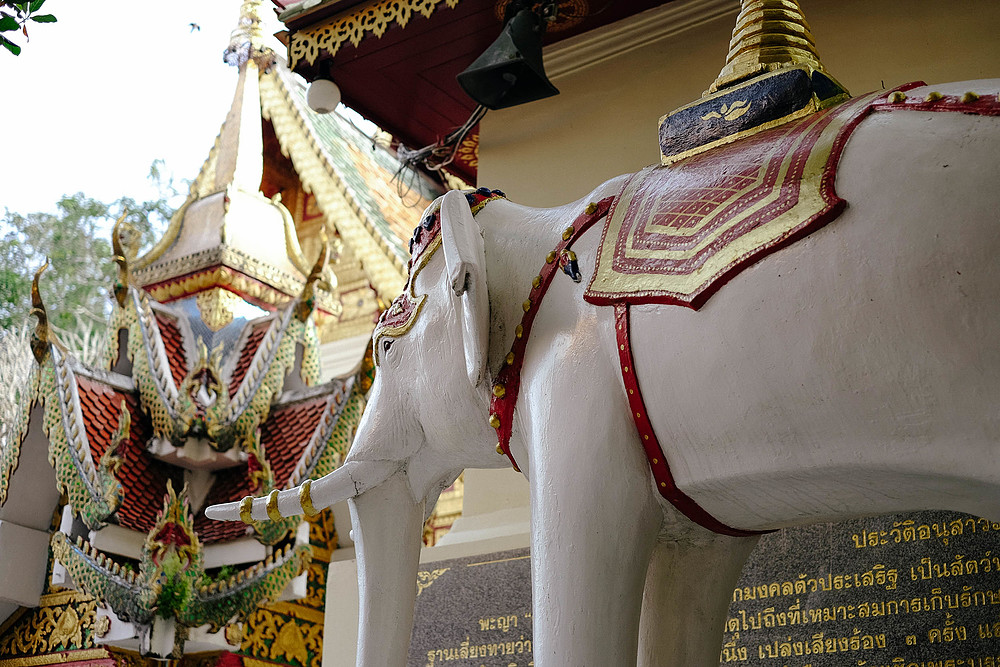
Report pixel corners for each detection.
[204,459,402,522]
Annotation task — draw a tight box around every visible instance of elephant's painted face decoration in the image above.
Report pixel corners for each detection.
[373,188,505,365]
[372,206,442,365]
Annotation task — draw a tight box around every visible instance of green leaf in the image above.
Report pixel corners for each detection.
[0,34,20,54]
[0,15,18,30]
[28,0,44,11]
[29,12,53,22]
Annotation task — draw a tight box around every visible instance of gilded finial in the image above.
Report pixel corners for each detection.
[224,0,275,70]
[196,338,210,367]
[111,210,131,307]
[100,400,130,477]
[710,0,826,93]
[30,259,54,363]
[295,233,331,322]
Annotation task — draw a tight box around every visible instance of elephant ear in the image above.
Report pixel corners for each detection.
[440,189,489,387]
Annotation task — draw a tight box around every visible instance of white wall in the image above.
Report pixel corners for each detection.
[478,0,1000,206]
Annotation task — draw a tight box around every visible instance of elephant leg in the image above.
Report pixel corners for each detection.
[522,293,659,664]
[637,533,758,667]
[526,406,662,665]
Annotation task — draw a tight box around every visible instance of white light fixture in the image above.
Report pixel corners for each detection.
[307,78,341,114]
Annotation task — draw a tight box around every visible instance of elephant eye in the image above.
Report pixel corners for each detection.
[381,338,394,354]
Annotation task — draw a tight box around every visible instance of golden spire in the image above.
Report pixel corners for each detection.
[709,0,825,93]
[128,0,330,316]
[224,0,274,70]
[213,57,265,193]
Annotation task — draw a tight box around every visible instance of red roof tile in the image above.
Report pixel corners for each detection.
[261,397,329,486]
[75,375,183,534]
[195,466,255,543]
[229,321,271,397]
[154,312,187,388]
[192,395,329,543]
[70,350,338,545]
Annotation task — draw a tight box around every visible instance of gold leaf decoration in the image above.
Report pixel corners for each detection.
[0,591,98,658]
[289,0,461,69]
[416,568,450,596]
[195,288,244,332]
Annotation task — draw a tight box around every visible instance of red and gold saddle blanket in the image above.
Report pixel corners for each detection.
[592,84,999,536]
[585,89,885,309]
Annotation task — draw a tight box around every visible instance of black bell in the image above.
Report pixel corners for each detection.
[457,8,559,110]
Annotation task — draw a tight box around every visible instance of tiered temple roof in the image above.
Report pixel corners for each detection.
[0,0,443,663]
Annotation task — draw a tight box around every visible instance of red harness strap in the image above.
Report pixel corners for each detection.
[870,89,1000,116]
[488,196,769,537]
[490,197,614,472]
[615,303,768,537]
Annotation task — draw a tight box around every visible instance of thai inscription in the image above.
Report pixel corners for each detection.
[721,511,1000,666]
[407,548,534,667]
[405,512,1000,666]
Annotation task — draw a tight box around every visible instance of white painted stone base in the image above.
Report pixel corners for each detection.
[0,519,51,606]
[322,553,360,667]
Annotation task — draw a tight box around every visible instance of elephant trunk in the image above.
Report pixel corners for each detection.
[203,459,400,521]
[349,469,424,667]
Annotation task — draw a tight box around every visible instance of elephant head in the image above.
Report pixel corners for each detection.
[206,190,502,665]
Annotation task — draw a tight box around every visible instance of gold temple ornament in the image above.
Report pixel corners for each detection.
[709,0,827,94]
[240,496,255,525]
[299,479,320,517]
[659,0,850,165]
[266,489,282,522]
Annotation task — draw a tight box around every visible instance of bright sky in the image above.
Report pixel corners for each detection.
[1,2,293,214]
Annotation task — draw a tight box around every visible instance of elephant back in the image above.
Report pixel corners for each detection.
[588,85,1000,311]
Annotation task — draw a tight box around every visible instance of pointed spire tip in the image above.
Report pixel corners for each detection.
[710,0,826,94]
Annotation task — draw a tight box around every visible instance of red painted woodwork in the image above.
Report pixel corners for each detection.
[278,0,675,183]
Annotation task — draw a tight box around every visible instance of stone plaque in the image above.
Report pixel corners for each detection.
[723,510,1000,666]
[409,547,534,667]
[406,512,1000,667]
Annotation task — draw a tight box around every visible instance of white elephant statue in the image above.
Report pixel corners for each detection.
[208,78,1000,666]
